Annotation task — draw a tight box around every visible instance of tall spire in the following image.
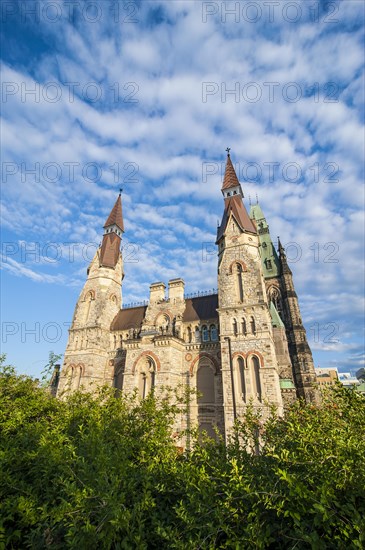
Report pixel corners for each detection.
[222,149,241,192]
[217,150,256,241]
[104,191,124,233]
[99,193,124,269]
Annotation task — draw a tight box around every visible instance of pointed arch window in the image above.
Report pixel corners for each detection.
[202,325,209,342]
[234,263,244,302]
[237,357,246,401]
[210,324,218,341]
[71,364,82,391]
[250,355,262,401]
[241,318,247,336]
[250,316,256,335]
[138,357,156,399]
[84,290,95,323]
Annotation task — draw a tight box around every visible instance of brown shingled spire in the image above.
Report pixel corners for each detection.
[222,150,241,191]
[216,150,257,241]
[99,193,124,269]
[104,192,124,232]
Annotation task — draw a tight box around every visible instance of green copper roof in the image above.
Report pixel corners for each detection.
[280,379,296,389]
[270,302,285,328]
[250,203,280,279]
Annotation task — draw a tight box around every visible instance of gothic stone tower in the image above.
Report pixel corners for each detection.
[250,204,318,404]
[57,194,124,395]
[277,239,318,402]
[216,152,284,433]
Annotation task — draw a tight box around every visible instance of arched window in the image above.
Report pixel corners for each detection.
[84,290,94,323]
[250,356,262,401]
[187,326,192,343]
[71,365,82,391]
[156,314,170,334]
[195,326,200,342]
[234,263,244,302]
[241,318,247,336]
[210,324,218,341]
[250,316,256,335]
[237,357,246,401]
[233,319,238,337]
[202,325,209,342]
[197,365,215,404]
[268,287,283,319]
[138,357,156,399]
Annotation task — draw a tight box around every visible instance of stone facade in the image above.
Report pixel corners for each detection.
[57,154,318,441]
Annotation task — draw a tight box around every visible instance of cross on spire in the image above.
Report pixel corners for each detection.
[226,147,231,156]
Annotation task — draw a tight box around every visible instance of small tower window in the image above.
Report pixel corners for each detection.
[241,318,247,336]
[187,326,192,343]
[233,319,238,337]
[234,263,244,303]
[250,355,262,401]
[237,357,246,401]
[250,316,256,335]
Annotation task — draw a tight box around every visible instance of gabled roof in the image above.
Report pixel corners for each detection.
[222,154,241,190]
[104,194,124,232]
[216,195,257,242]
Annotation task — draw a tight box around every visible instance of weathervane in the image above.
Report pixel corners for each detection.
[226,147,231,156]
[119,187,123,195]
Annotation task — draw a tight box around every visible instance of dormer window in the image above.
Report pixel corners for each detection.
[266,259,272,270]
[262,242,267,248]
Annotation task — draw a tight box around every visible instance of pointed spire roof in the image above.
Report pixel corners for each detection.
[104,193,124,232]
[222,151,241,190]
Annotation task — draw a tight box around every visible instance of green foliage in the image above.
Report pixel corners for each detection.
[0,357,364,549]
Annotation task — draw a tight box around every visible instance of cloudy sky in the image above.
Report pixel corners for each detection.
[1,0,364,378]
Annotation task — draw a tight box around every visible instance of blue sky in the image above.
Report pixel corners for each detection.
[1,0,364,378]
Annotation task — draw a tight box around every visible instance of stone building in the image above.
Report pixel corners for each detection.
[56,151,318,440]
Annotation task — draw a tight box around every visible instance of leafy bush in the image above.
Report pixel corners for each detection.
[0,356,364,549]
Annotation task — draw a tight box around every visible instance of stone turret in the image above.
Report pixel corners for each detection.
[57,193,124,396]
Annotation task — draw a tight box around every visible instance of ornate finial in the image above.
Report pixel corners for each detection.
[119,188,123,196]
[226,147,231,156]
[256,193,259,204]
